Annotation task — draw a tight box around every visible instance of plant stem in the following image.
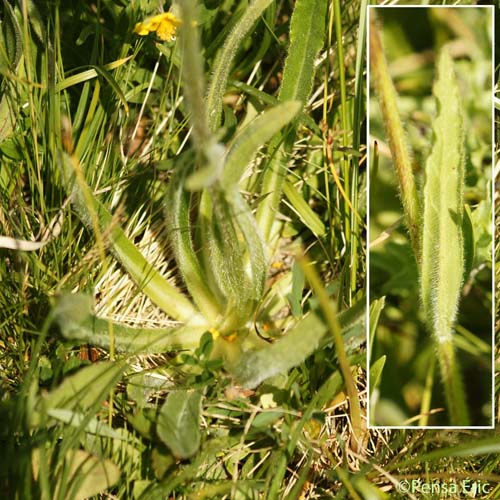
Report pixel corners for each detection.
[437,341,469,425]
[369,12,420,261]
[178,0,210,153]
[299,254,364,451]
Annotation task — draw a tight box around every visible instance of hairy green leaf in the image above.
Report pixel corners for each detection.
[199,190,266,331]
[164,168,221,323]
[256,0,327,243]
[233,312,327,388]
[420,47,468,425]
[222,101,301,191]
[278,0,328,105]
[206,0,273,132]
[369,14,420,258]
[157,390,202,459]
[53,293,207,353]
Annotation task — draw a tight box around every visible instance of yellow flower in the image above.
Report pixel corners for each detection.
[134,12,181,42]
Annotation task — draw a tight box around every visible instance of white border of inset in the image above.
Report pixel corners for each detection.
[366,4,495,430]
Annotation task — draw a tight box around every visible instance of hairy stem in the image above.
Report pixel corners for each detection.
[369,12,420,260]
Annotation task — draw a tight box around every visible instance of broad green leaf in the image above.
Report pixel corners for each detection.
[53,293,208,353]
[420,48,468,425]
[31,360,126,427]
[58,152,203,325]
[206,0,274,132]
[157,390,202,459]
[58,449,121,500]
[282,179,325,237]
[222,101,301,191]
[233,312,327,389]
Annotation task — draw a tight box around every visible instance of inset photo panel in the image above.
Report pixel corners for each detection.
[367,6,494,428]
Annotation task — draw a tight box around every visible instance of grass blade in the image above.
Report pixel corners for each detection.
[299,255,364,451]
[282,179,326,237]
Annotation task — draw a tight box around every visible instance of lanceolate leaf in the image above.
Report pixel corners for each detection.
[164,168,221,323]
[199,189,266,331]
[278,0,328,105]
[0,0,21,69]
[222,101,301,191]
[420,48,468,425]
[157,390,202,459]
[206,0,274,132]
[53,293,208,353]
[421,47,465,346]
[233,312,327,388]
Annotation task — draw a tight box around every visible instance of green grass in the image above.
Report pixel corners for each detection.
[0,0,499,499]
